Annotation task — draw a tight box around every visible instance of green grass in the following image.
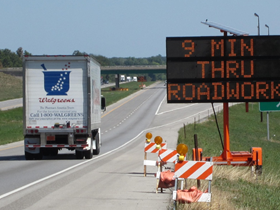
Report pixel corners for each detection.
[101,81,155,106]
[178,103,280,209]
[0,72,22,101]
[0,107,23,145]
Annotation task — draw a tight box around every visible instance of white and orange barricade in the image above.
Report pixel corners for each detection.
[173,160,213,205]
[158,149,178,163]
[144,142,167,154]
[155,149,178,193]
[143,142,167,176]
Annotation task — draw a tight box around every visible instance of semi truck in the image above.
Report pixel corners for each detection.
[126,76,131,82]
[120,75,125,82]
[23,55,106,160]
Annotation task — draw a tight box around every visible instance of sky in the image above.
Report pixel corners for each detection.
[1,0,279,58]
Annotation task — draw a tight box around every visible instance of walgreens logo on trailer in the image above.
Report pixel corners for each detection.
[39,62,75,104]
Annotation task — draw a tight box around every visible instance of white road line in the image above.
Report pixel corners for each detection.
[155,94,197,115]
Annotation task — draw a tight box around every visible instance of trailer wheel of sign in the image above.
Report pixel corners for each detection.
[92,133,100,155]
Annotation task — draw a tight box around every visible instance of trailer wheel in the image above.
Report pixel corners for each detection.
[34,153,43,160]
[25,152,34,160]
[93,134,100,155]
[84,141,93,159]
[84,149,93,159]
[75,150,84,159]
[255,165,262,175]
[25,151,42,160]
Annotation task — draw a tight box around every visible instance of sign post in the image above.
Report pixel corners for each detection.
[259,102,280,141]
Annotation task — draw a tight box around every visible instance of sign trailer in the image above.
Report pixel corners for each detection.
[166,25,280,171]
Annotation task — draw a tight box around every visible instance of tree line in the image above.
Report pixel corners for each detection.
[0,48,166,68]
[0,48,32,68]
[71,50,166,81]
[0,48,166,81]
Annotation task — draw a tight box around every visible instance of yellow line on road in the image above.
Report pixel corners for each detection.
[0,144,23,151]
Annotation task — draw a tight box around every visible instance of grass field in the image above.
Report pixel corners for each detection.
[0,107,23,145]
[0,72,22,101]
[177,103,280,210]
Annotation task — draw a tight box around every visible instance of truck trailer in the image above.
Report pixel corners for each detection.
[23,55,106,160]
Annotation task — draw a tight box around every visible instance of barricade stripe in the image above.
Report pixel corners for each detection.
[180,162,205,179]
[190,164,212,180]
[197,165,213,180]
[175,161,197,177]
[158,149,167,156]
[145,143,166,153]
[151,148,159,153]
[160,150,178,162]
[144,143,154,152]
[175,161,213,180]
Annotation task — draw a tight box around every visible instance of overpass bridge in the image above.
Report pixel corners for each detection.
[101,65,166,74]
[101,65,166,88]
[0,65,166,75]
[0,65,167,88]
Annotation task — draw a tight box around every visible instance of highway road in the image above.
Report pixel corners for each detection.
[0,82,224,209]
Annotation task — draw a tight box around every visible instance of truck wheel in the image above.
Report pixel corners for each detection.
[75,150,84,159]
[25,151,34,160]
[84,148,93,159]
[34,152,43,160]
[93,135,100,155]
[84,138,93,159]
[25,152,42,160]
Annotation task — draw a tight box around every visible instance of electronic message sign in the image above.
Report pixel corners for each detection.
[166,36,280,103]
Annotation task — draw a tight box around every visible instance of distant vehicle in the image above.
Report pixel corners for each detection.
[104,80,109,84]
[164,80,167,86]
[127,76,132,82]
[23,55,106,160]
[120,75,125,82]
[133,76,137,82]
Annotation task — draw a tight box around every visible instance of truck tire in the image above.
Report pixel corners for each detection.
[93,135,100,155]
[25,151,43,160]
[25,151,34,160]
[34,152,43,160]
[84,148,93,159]
[75,150,84,159]
[84,137,93,159]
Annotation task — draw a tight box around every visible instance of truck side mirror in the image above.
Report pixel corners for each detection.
[101,96,106,111]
